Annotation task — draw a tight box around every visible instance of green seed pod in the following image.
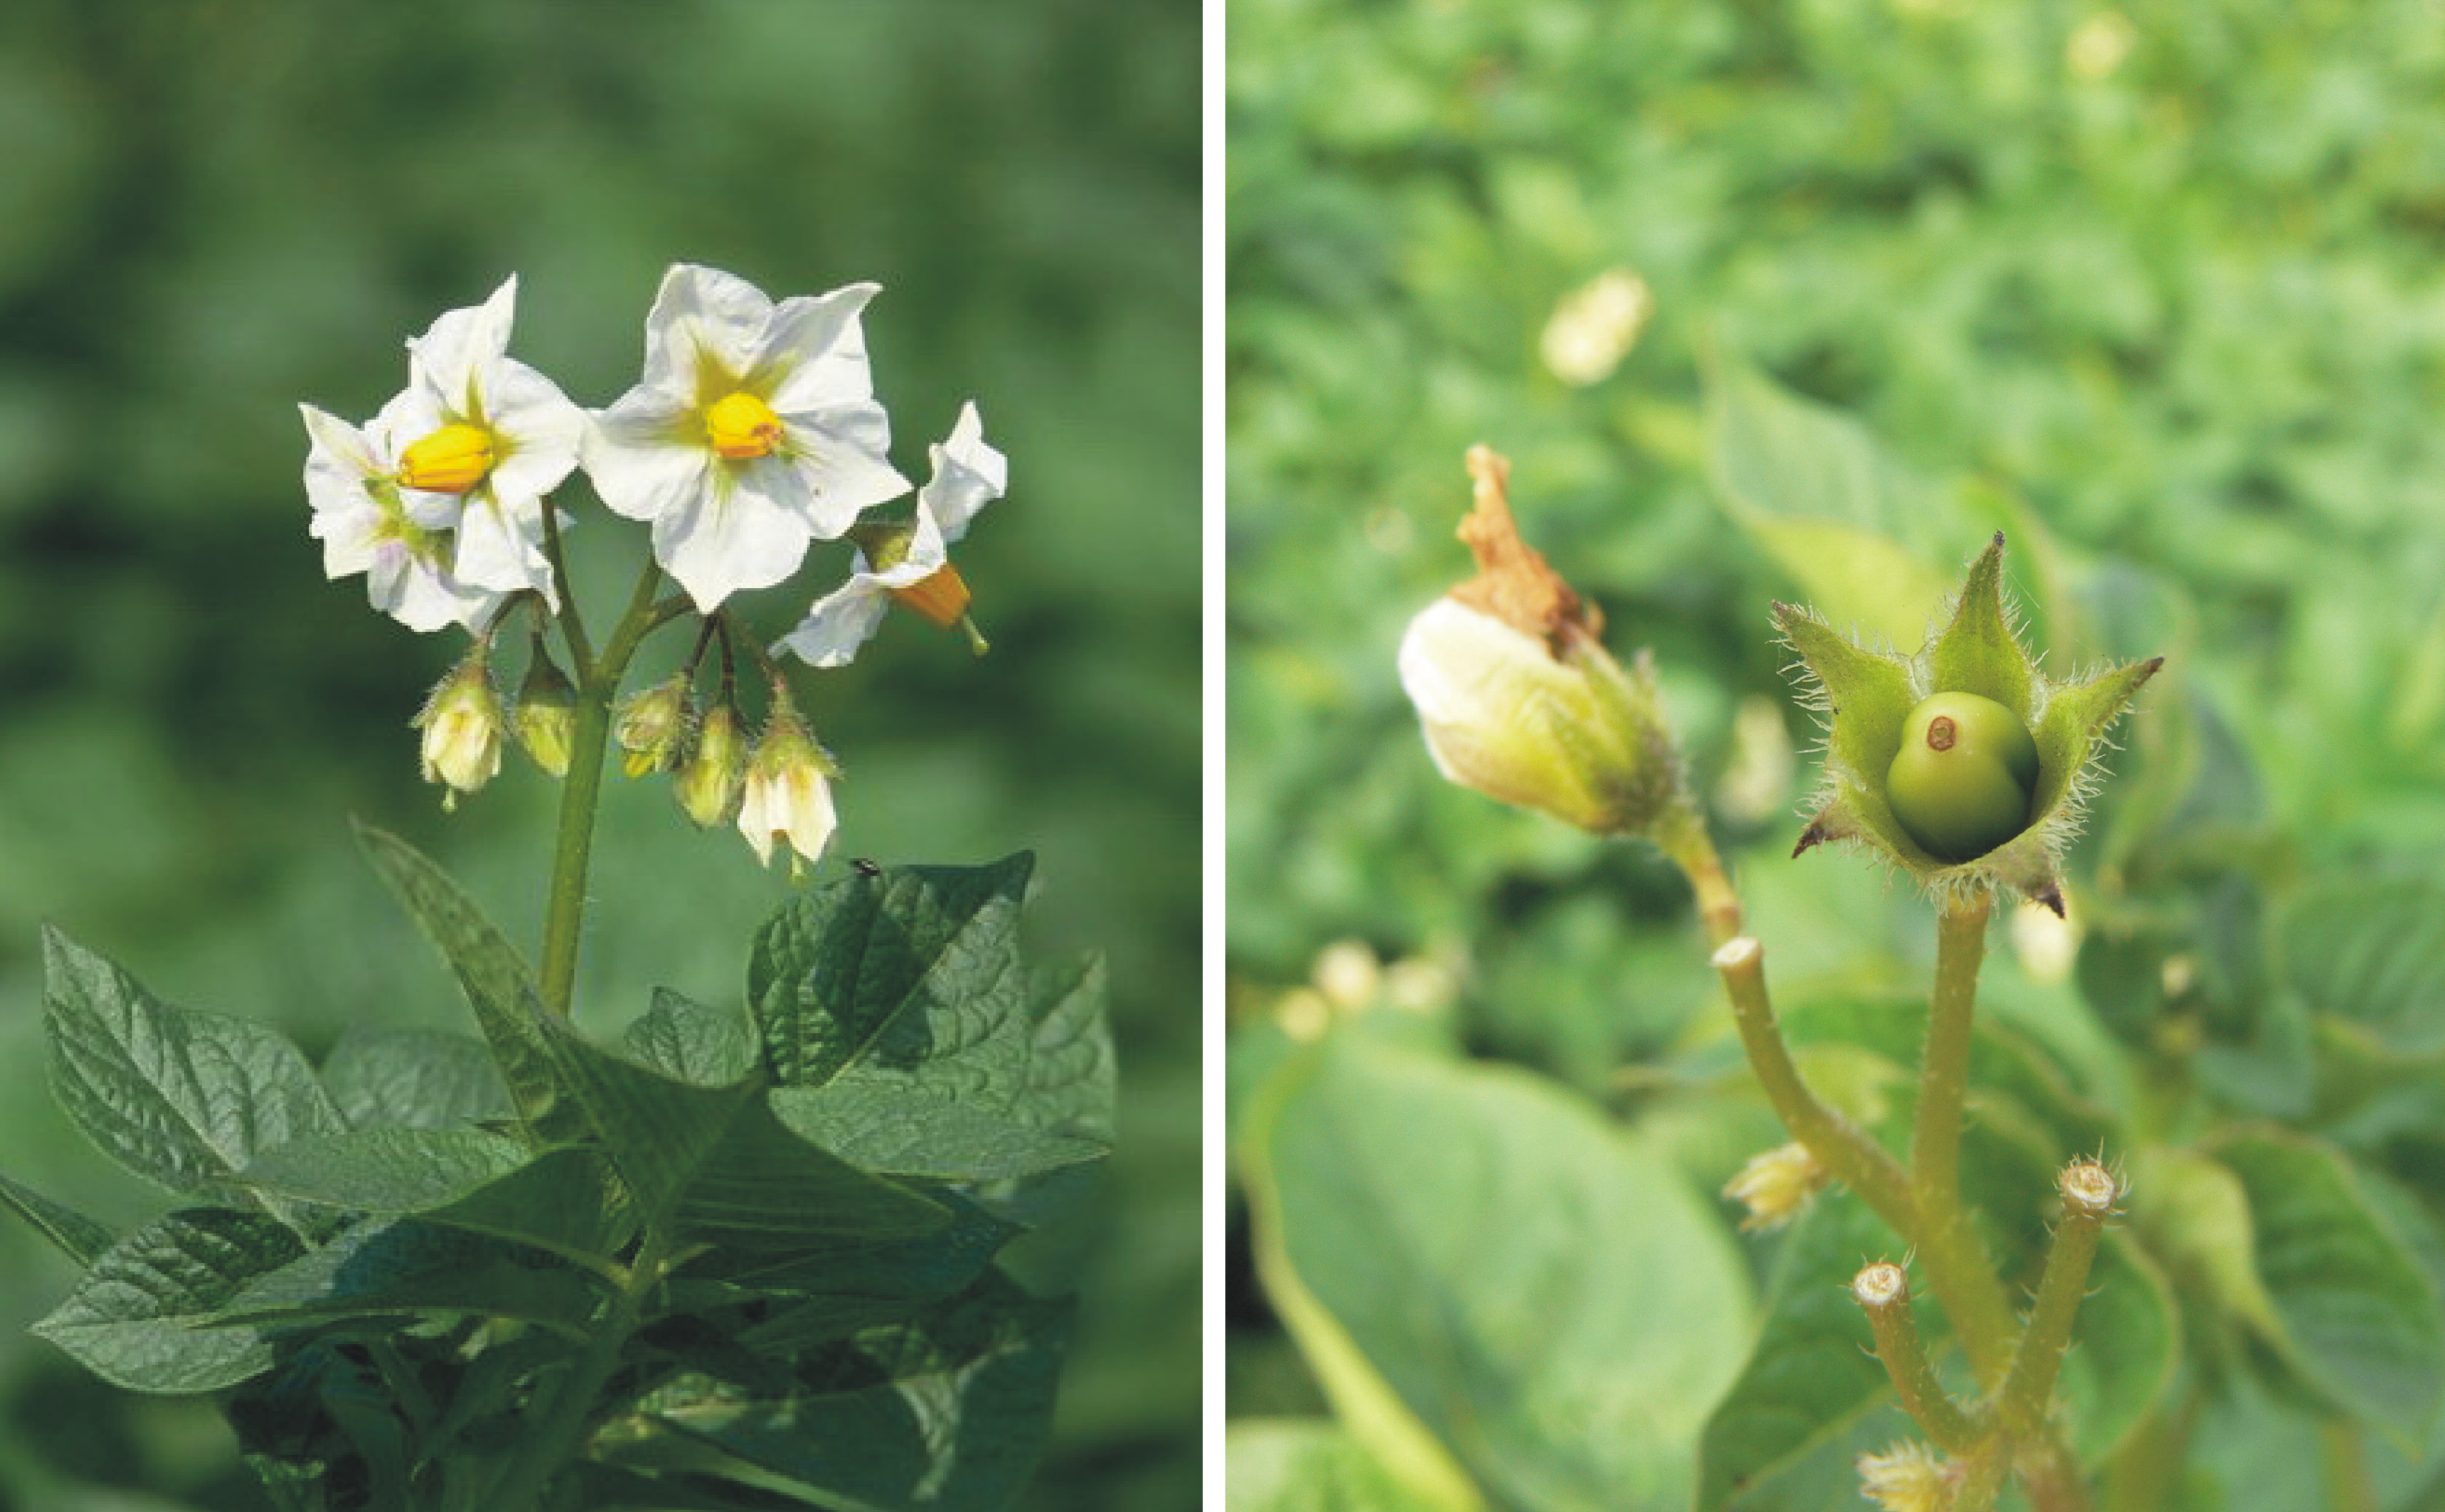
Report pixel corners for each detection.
[1776,533,2162,913]
[1886,692,2039,862]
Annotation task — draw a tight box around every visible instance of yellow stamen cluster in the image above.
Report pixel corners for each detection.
[704,391,785,461]
[1856,1442,1959,1512]
[399,422,497,494]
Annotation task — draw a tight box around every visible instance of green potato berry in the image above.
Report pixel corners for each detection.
[1885,691,2039,862]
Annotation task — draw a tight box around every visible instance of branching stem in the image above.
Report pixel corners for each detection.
[483,1221,672,1512]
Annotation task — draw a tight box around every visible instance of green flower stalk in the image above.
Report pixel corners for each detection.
[1776,532,2161,915]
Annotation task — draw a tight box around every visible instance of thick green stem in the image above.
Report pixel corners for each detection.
[483,1224,670,1512]
[1912,894,2018,1386]
[536,563,680,1018]
[1712,937,1917,1235]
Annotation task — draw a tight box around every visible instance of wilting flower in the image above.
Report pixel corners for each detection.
[1723,1142,1829,1231]
[738,706,839,877]
[776,402,1005,666]
[1856,1442,1958,1512]
[386,277,586,606]
[413,647,504,808]
[1397,446,1680,836]
[300,400,502,633]
[583,263,911,611]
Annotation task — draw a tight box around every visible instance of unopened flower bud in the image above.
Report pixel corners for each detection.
[676,700,748,828]
[1723,1141,1829,1231]
[1399,446,1681,836]
[513,651,578,777]
[615,673,696,778]
[737,705,839,879]
[412,646,503,810]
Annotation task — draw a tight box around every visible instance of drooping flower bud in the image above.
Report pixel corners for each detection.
[614,673,696,778]
[1397,446,1680,836]
[412,645,503,810]
[737,701,839,879]
[512,648,578,777]
[676,699,749,829]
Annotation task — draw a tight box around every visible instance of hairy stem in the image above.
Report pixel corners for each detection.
[1911,893,2018,1386]
[1712,937,1917,1234]
[1655,799,1742,947]
[483,1223,670,1512]
[1996,1188,2108,1439]
[536,563,679,1017]
[1852,1262,1984,1453]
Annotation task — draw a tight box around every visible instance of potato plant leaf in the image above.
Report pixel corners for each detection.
[32,1207,305,1393]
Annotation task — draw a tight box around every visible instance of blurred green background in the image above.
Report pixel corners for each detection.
[0,3,1198,1508]
[1230,0,2445,1506]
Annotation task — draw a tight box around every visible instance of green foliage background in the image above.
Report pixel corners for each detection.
[1230,0,2445,1508]
[0,3,1198,1508]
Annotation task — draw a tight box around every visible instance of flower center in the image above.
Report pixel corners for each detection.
[398,422,497,494]
[705,391,784,460]
[890,563,972,628]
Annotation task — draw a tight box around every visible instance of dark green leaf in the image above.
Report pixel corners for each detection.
[32,1207,305,1392]
[637,1274,1073,1512]
[536,1017,948,1247]
[418,1145,637,1269]
[627,987,764,1088]
[43,927,345,1218]
[320,1026,514,1130]
[0,1166,117,1264]
[748,858,1115,1182]
[1695,1190,1906,1511]
[1247,1030,1751,1512]
[241,1126,530,1213]
[352,822,585,1144]
[695,1194,1019,1302]
[566,1463,826,1511]
[219,1218,603,1334]
[2220,1133,2445,1441]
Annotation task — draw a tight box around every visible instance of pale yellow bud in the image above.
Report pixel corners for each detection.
[412,648,503,808]
[676,702,749,829]
[1723,1141,1829,1231]
[513,652,578,778]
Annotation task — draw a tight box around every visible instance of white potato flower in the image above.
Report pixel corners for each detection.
[300,398,503,633]
[583,263,912,611]
[775,402,1005,667]
[387,276,586,606]
[737,707,839,878]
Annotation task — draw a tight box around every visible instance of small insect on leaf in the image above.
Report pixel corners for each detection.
[851,856,882,877]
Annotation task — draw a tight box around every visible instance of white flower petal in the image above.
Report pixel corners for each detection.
[775,574,892,669]
[583,392,708,522]
[775,403,911,538]
[760,283,880,412]
[918,401,1006,543]
[451,487,557,603]
[408,276,518,417]
[483,357,585,502]
[644,263,772,394]
[653,469,815,610]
